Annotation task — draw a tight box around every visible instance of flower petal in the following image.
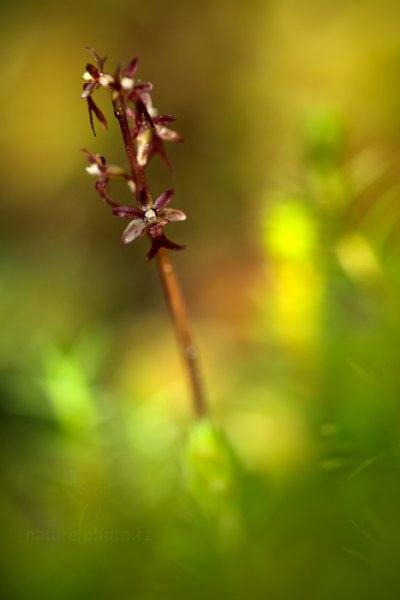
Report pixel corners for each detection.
[81,149,106,168]
[123,57,139,78]
[125,106,136,121]
[85,63,100,79]
[106,164,128,178]
[135,99,155,128]
[87,96,107,137]
[113,206,143,219]
[153,189,175,211]
[86,48,106,71]
[95,179,119,208]
[146,231,185,261]
[136,127,151,167]
[159,208,187,222]
[122,220,147,244]
[86,163,102,176]
[154,114,176,124]
[134,80,153,93]
[155,125,183,143]
[138,187,153,210]
[147,137,173,172]
[81,79,97,99]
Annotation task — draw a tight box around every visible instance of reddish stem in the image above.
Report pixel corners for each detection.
[113,93,208,420]
[156,248,207,419]
[113,95,146,199]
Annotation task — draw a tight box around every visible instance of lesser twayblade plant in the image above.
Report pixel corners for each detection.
[81,48,207,418]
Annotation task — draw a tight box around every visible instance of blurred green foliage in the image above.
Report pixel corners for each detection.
[2,0,400,598]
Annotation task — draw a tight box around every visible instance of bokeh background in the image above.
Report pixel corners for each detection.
[2,0,400,598]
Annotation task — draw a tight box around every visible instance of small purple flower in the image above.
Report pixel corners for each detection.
[81,52,156,136]
[151,114,183,170]
[113,188,186,260]
[82,149,135,206]
[81,49,114,135]
[81,50,187,260]
[81,50,113,96]
[134,114,183,170]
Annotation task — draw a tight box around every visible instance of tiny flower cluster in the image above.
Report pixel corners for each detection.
[81,48,185,260]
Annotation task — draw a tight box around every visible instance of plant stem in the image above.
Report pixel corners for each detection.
[113,96,146,197]
[114,94,208,419]
[156,248,207,419]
